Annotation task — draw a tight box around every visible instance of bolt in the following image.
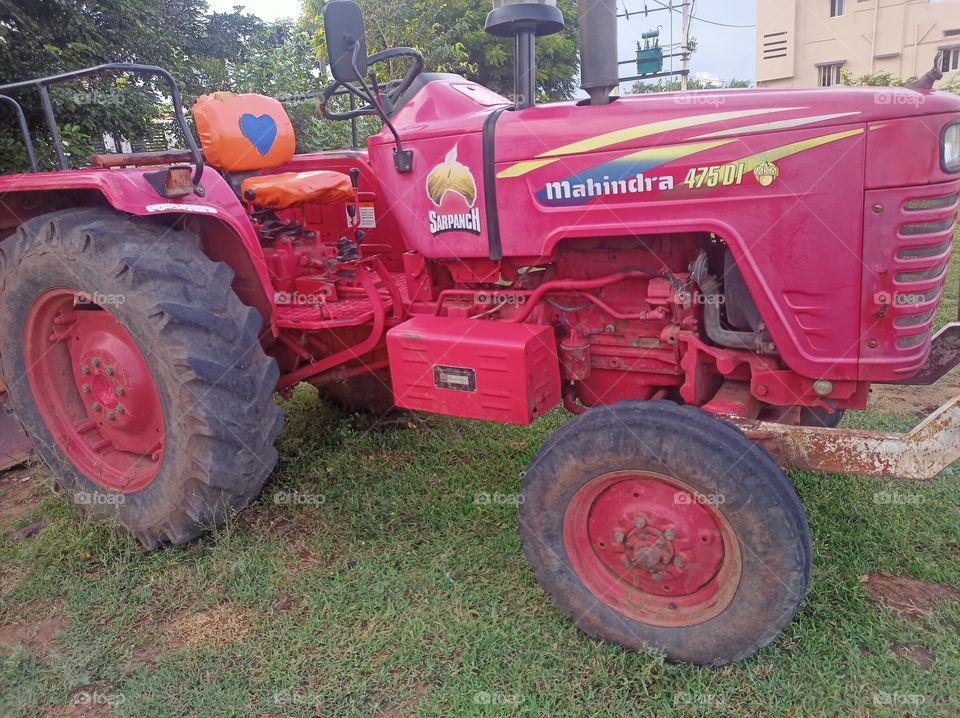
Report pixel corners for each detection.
[81,384,91,394]
[105,367,115,376]
[613,531,625,543]
[756,385,769,397]
[105,412,115,421]
[91,357,101,367]
[651,572,663,582]
[91,403,102,412]
[151,451,161,462]
[80,366,90,375]
[116,387,125,396]
[633,516,646,529]
[872,203,883,214]
[867,339,878,349]
[668,602,677,610]
[673,556,685,568]
[604,325,615,334]
[664,528,676,540]
[813,380,833,397]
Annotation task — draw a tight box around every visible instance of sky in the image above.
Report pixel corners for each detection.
[208,0,758,84]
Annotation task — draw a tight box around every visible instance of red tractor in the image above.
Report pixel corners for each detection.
[0,0,957,665]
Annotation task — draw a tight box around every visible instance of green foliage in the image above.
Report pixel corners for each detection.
[839,69,914,88]
[301,0,581,101]
[628,77,752,94]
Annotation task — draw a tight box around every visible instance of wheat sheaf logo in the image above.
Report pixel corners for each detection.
[753,160,780,187]
[426,146,477,207]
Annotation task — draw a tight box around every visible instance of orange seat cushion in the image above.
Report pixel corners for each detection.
[193,92,296,172]
[241,171,354,210]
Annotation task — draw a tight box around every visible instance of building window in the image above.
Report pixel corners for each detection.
[830,0,845,17]
[940,47,960,72]
[818,63,844,86]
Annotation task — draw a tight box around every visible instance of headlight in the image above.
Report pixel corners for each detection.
[944,121,960,173]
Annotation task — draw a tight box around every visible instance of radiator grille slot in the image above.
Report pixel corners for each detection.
[903,194,958,211]
[900,217,957,236]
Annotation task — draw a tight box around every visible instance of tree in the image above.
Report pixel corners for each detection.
[300,0,580,101]
[628,77,751,94]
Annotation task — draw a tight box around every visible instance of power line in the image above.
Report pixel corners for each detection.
[649,0,755,29]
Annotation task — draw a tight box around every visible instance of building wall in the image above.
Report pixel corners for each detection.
[756,0,960,88]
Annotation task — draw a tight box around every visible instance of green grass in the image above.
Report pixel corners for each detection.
[0,249,958,717]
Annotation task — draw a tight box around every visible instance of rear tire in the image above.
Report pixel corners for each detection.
[520,401,811,665]
[0,209,283,548]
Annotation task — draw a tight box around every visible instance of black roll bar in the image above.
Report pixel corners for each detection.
[0,63,204,190]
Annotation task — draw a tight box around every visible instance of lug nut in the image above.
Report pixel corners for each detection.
[91,403,102,412]
[91,358,101,367]
[633,516,646,528]
[80,366,90,375]
[105,367,115,376]
[117,405,126,415]
[664,528,676,540]
[81,384,91,394]
[673,556,685,568]
[105,412,115,421]
[116,387,125,396]
[613,531,625,543]
[651,572,663,582]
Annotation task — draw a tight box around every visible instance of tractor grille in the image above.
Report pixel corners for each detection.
[891,191,957,350]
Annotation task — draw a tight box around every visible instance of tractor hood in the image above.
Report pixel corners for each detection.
[374,78,960,162]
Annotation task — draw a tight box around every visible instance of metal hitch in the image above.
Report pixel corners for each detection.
[727,322,960,481]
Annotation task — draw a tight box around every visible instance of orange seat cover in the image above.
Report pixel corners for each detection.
[193,92,296,171]
[241,171,354,210]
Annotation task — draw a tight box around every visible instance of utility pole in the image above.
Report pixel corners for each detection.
[680,0,690,91]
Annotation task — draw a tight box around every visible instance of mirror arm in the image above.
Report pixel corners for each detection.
[350,43,411,173]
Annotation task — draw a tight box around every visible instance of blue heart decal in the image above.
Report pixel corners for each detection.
[239,113,278,156]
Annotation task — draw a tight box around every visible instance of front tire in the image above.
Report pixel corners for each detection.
[520,401,811,665]
[0,209,283,548]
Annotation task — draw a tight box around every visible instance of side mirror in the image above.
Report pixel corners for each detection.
[323,1,369,83]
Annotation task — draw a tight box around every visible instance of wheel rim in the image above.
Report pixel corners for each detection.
[563,470,742,627]
[23,289,164,492]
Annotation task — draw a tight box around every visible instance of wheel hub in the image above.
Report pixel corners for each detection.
[564,470,742,627]
[23,290,164,492]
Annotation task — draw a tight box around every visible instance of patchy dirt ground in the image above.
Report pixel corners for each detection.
[0,615,65,654]
[860,572,960,619]
[0,466,48,531]
[867,370,960,418]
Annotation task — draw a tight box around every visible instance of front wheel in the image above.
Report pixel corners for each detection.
[0,209,283,548]
[520,401,811,665]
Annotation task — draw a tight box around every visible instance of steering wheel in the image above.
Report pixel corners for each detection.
[321,47,424,121]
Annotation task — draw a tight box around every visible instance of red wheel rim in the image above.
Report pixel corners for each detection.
[23,290,164,492]
[563,471,741,627]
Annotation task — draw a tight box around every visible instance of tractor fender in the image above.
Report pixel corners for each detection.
[0,166,276,333]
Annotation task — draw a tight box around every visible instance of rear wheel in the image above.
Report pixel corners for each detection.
[0,209,283,548]
[520,401,811,665]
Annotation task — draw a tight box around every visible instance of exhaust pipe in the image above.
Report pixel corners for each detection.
[579,0,619,105]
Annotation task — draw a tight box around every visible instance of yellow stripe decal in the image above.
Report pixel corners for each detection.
[690,112,862,139]
[734,128,866,172]
[497,107,806,179]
